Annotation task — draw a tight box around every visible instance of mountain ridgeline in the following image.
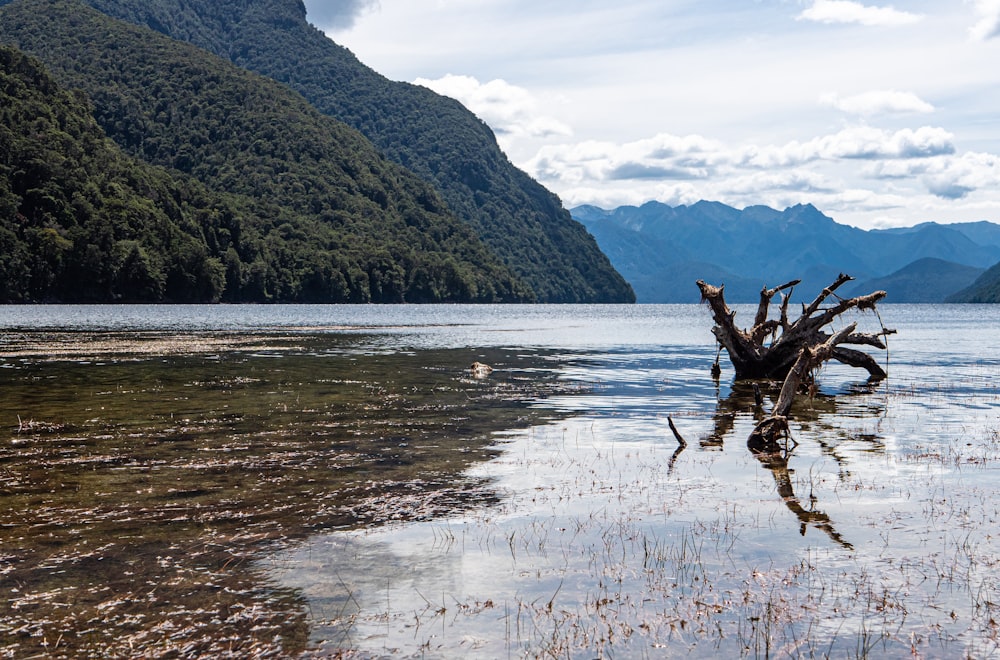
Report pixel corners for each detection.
[0,0,532,302]
[61,0,634,303]
[0,0,633,303]
[573,201,1000,303]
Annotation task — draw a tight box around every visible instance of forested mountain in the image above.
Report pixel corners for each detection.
[846,258,984,303]
[0,45,230,302]
[59,0,634,303]
[947,263,1000,302]
[874,220,1000,251]
[0,0,532,303]
[573,201,1000,303]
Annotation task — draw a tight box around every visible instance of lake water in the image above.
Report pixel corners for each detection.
[2,304,999,657]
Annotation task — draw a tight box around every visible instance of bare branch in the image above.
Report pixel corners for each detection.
[696,275,890,382]
[750,319,781,345]
[800,273,855,319]
[772,323,857,418]
[844,328,897,350]
[810,290,886,329]
[832,346,887,379]
[697,280,740,336]
[667,416,687,447]
[779,292,791,330]
[754,279,801,328]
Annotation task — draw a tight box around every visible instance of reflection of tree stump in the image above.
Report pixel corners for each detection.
[696,378,873,549]
[697,273,895,448]
[753,447,854,549]
[747,415,790,452]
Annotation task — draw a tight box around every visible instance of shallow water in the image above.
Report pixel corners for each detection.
[2,304,999,657]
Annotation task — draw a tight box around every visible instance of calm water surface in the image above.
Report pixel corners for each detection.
[2,304,999,657]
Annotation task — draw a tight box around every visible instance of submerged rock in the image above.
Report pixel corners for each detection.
[469,361,493,378]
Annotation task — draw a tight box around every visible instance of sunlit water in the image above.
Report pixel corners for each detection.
[2,304,1000,658]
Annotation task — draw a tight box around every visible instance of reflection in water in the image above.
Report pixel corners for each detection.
[265,355,923,656]
[0,333,570,657]
[751,449,854,550]
[699,378,886,551]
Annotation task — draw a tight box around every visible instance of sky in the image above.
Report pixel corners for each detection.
[302,1,1000,229]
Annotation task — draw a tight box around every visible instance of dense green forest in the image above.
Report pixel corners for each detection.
[0,45,230,302]
[0,0,533,303]
[57,0,635,303]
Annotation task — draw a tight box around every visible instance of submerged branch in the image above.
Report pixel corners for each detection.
[667,415,688,447]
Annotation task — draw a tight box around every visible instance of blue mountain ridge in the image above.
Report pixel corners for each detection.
[571,201,1000,303]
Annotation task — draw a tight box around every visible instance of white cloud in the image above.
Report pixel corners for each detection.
[863,159,929,179]
[412,74,572,140]
[726,170,838,195]
[557,183,700,211]
[821,90,934,116]
[862,152,1000,199]
[920,152,1000,199]
[529,127,957,192]
[524,124,996,224]
[797,1,923,26]
[741,126,955,168]
[628,133,724,161]
[527,134,725,188]
[970,0,1000,40]
[329,1,1000,228]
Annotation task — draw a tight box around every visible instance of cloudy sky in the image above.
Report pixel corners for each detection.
[303,1,1000,229]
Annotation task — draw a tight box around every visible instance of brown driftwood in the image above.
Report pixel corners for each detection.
[697,273,895,381]
[699,273,895,449]
[667,416,687,447]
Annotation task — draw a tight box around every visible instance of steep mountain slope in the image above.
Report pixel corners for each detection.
[576,204,763,302]
[573,201,1000,302]
[0,44,237,302]
[845,258,985,303]
[947,263,1000,302]
[0,0,530,303]
[70,0,634,303]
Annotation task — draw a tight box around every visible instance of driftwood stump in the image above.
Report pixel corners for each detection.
[697,273,894,381]
[697,273,895,448]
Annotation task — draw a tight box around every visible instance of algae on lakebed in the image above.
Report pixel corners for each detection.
[0,332,568,657]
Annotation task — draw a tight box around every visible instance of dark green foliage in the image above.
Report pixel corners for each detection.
[0,0,531,303]
[0,44,229,301]
[65,0,634,302]
[946,261,1000,303]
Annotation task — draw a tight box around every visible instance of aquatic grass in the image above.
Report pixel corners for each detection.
[268,374,1000,658]
[0,334,574,657]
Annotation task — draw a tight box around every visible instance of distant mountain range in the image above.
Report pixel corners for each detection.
[572,201,1000,303]
[7,0,999,306]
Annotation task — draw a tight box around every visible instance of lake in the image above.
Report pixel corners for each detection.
[1,303,999,658]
